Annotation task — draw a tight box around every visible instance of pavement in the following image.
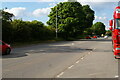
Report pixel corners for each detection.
[2,37,119,79]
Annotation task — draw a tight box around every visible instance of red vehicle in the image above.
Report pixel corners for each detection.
[109,4,120,59]
[92,36,97,39]
[0,40,11,55]
[86,36,91,39]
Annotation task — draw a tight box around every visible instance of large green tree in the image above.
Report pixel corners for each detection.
[83,5,94,28]
[1,10,14,43]
[1,10,14,21]
[91,22,106,36]
[47,2,86,39]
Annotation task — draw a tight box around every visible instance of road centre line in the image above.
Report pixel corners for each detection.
[56,52,89,78]
[81,57,84,60]
[76,61,80,64]
[56,72,64,78]
[68,65,74,69]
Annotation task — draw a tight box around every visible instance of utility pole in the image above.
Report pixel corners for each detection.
[56,4,58,39]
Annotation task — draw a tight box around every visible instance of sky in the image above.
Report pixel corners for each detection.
[1,0,120,30]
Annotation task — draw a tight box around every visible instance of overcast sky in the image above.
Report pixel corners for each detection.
[1,0,120,30]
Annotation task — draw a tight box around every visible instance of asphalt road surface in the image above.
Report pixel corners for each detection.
[2,37,119,78]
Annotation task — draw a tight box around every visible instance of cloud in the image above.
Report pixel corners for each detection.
[1,0,120,2]
[95,16,107,20]
[4,7,52,20]
[37,0,55,2]
[4,7,26,17]
[62,0,120,2]
[82,0,119,2]
[49,3,56,7]
[32,7,51,17]
[94,15,109,30]
[1,0,55,2]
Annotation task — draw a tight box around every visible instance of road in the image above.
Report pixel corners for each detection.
[2,38,119,78]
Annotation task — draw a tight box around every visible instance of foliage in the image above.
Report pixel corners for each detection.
[82,5,94,28]
[47,2,94,39]
[11,19,31,42]
[83,28,93,35]
[2,20,13,43]
[10,19,55,42]
[91,22,106,36]
[2,10,55,43]
[1,10,14,21]
[47,2,86,39]
[1,10,14,43]
[2,2,95,43]
[106,30,112,36]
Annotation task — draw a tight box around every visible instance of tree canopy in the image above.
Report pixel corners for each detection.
[82,5,94,28]
[1,10,14,21]
[2,10,55,43]
[91,22,106,35]
[47,2,94,39]
[1,10,14,42]
[2,2,95,43]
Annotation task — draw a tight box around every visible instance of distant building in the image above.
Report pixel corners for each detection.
[68,0,77,2]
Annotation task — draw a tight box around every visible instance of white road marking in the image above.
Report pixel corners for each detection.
[71,43,74,45]
[76,61,80,63]
[81,57,84,60]
[68,65,74,69]
[56,72,64,78]
[115,75,119,78]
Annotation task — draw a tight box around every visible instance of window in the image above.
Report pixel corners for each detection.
[116,19,120,29]
[0,41,2,45]
[116,9,120,13]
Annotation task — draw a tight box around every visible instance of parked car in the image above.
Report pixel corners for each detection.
[86,36,91,39]
[92,36,97,39]
[104,35,109,39]
[0,40,11,55]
